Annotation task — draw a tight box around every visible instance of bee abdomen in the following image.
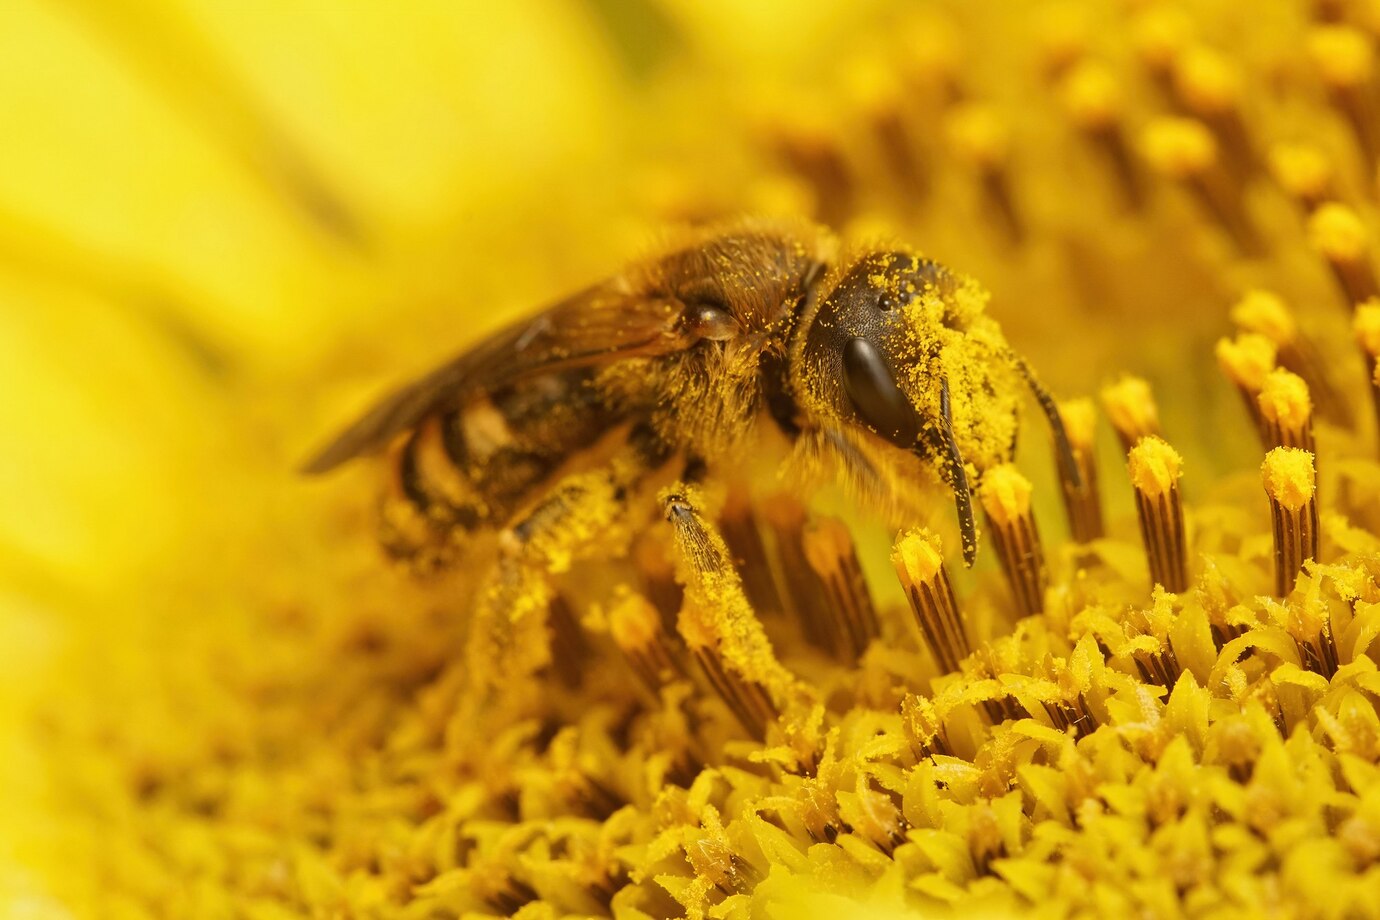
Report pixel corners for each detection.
[378,418,486,568]
[376,372,620,567]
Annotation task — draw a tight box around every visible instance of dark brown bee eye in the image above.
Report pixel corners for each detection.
[842,337,918,447]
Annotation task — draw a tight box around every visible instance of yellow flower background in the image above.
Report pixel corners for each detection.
[6,0,1380,917]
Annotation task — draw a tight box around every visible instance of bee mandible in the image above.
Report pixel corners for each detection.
[304,219,1078,568]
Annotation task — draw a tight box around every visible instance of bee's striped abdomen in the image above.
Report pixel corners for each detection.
[377,368,619,568]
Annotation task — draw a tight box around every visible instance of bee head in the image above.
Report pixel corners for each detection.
[792,248,1078,564]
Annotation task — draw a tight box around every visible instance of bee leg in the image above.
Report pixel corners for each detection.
[1013,356,1082,489]
[920,377,979,567]
[660,486,798,739]
[449,427,670,747]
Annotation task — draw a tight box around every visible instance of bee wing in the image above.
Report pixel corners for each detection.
[302,281,687,474]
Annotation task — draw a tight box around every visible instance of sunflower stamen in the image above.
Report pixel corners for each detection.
[1308,26,1380,171]
[1172,45,1254,175]
[609,588,685,694]
[1129,436,1189,593]
[1308,202,1379,309]
[1060,60,1143,208]
[1262,447,1320,599]
[1055,398,1104,541]
[1216,332,1278,440]
[718,486,785,619]
[1258,369,1315,452]
[1231,289,1347,424]
[892,528,970,675]
[980,465,1047,617]
[1352,300,1380,440]
[761,494,837,652]
[1101,375,1162,451]
[947,103,1023,243]
[802,516,880,662]
[1267,142,1333,213]
[1142,116,1259,252]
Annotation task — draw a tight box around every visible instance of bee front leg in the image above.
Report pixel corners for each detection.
[659,485,806,741]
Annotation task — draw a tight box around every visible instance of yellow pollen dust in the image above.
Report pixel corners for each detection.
[1101,375,1160,432]
[1268,143,1332,201]
[980,464,1033,526]
[1129,436,1183,497]
[892,528,945,586]
[1230,290,1297,345]
[1262,447,1316,511]
[1353,299,1380,356]
[1308,202,1370,262]
[1308,25,1374,88]
[1060,60,1121,128]
[1141,117,1217,178]
[1215,333,1278,389]
[1257,369,1312,429]
[1057,398,1097,450]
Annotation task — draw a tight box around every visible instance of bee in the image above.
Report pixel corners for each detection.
[304,218,1077,568]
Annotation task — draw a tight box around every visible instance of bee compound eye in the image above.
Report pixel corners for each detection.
[842,337,919,448]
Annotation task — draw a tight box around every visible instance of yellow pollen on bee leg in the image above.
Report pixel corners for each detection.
[1128,436,1189,593]
[662,487,806,738]
[1261,448,1320,600]
[892,528,970,676]
[1101,375,1162,451]
[979,464,1047,617]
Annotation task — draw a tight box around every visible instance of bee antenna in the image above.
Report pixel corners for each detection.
[1013,355,1084,490]
[937,377,979,567]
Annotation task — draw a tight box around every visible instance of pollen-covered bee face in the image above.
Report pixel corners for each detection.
[794,251,943,450]
[792,249,1039,563]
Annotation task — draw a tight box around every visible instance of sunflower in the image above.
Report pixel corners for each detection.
[5,1,1380,918]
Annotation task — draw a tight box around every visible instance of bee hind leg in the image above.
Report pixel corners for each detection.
[448,428,671,746]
